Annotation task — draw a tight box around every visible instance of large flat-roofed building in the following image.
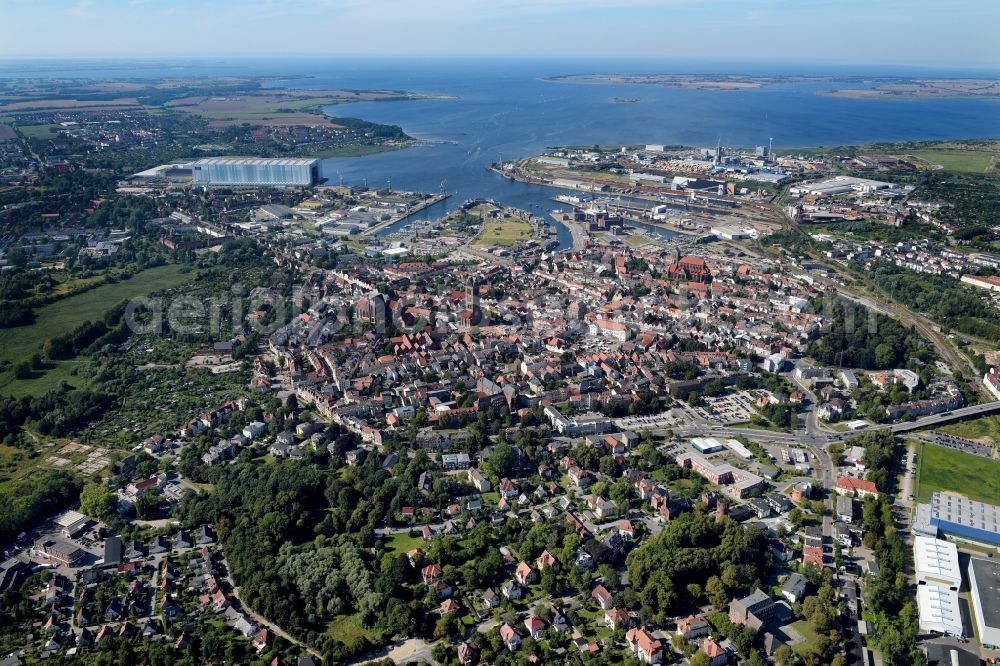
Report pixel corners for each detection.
[914,492,1000,547]
[676,452,765,499]
[967,557,1000,649]
[913,536,961,590]
[54,509,91,538]
[789,176,898,197]
[36,538,85,566]
[191,157,319,187]
[916,585,964,637]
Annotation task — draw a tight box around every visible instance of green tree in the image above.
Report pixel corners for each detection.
[134,489,166,520]
[690,650,711,666]
[484,442,518,481]
[80,482,117,522]
[706,576,728,611]
[774,644,794,666]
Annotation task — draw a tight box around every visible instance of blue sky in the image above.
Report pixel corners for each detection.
[2,0,998,68]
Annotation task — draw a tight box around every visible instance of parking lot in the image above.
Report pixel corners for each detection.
[694,390,768,424]
[919,432,995,458]
[614,408,685,430]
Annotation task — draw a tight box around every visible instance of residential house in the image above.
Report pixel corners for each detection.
[468,468,491,493]
[499,623,522,651]
[501,580,522,600]
[592,584,614,610]
[836,495,855,523]
[804,545,825,568]
[781,573,809,604]
[499,478,519,499]
[625,627,663,665]
[835,476,879,498]
[252,628,271,653]
[458,642,479,666]
[482,588,500,608]
[536,550,559,571]
[421,563,442,584]
[677,613,709,639]
[701,637,730,666]
[605,608,630,631]
[524,616,546,639]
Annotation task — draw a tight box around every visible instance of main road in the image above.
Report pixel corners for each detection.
[631,399,1000,445]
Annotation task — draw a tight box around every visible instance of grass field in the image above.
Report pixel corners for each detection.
[326,613,374,644]
[623,235,650,247]
[0,264,194,396]
[312,144,404,159]
[915,442,1000,504]
[475,218,532,246]
[49,275,107,298]
[382,531,425,556]
[16,123,63,140]
[909,150,996,174]
[790,619,820,658]
[934,415,1000,442]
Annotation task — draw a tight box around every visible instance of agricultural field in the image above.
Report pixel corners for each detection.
[915,441,1000,505]
[0,264,195,396]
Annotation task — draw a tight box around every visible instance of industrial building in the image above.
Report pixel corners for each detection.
[913,492,1000,547]
[689,437,752,459]
[690,437,725,454]
[191,157,320,187]
[54,509,91,538]
[913,536,965,638]
[967,557,1000,648]
[913,536,961,590]
[916,585,964,637]
[789,176,899,197]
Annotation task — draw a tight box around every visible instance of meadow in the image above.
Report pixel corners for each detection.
[0,264,194,397]
[915,441,1000,504]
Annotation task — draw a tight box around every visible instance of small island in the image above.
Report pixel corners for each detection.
[822,78,1000,99]
[547,73,773,90]
[547,73,1000,99]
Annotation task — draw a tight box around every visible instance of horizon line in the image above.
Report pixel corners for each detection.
[0,54,998,74]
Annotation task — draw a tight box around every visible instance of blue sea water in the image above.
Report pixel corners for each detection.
[298,57,1000,241]
[3,56,998,246]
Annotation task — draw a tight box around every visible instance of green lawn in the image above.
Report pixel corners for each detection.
[790,619,820,657]
[382,531,425,556]
[934,416,1000,442]
[0,264,194,396]
[475,219,533,247]
[16,123,63,140]
[915,442,1000,504]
